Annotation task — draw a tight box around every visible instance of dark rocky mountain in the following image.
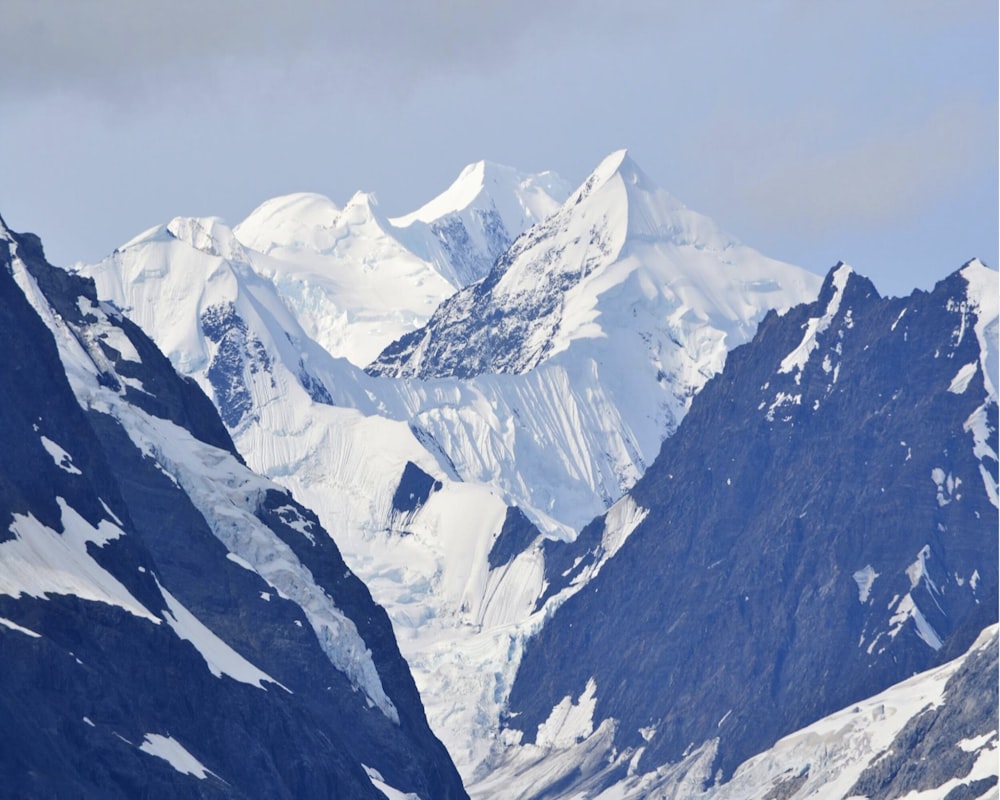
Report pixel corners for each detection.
[0,215,467,799]
[505,262,998,791]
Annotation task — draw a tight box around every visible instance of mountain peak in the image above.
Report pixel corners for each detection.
[393,160,504,227]
[391,160,569,233]
[339,190,396,234]
[570,148,655,204]
[165,216,249,263]
[456,158,489,185]
[233,192,341,255]
[593,147,632,179]
[558,149,737,254]
[828,261,855,285]
[345,189,379,208]
[961,257,994,274]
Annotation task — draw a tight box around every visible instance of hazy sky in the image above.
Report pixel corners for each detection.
[1,1,996,296]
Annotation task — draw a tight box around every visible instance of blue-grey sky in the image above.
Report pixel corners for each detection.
[1,0,996,297]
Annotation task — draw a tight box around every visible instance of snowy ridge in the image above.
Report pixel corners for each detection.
[958,259,998,400]
[392,160,568,233]
[778,262,853,376]
[958,261,999,508]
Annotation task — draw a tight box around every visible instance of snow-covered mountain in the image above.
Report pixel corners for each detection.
[368,150,821,532]
[77,151,823,780]
[74,150,996,797]
[0,216,466,798]
[496,261,999,798]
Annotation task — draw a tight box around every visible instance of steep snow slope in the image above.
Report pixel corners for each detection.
[0,216,466,798]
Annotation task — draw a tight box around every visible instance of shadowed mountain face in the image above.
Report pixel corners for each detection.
[0,218,467,799]
[507,262,998,785]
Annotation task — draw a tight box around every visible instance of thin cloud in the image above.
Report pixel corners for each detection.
[0,0,590,101]
[732,100,996,236]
